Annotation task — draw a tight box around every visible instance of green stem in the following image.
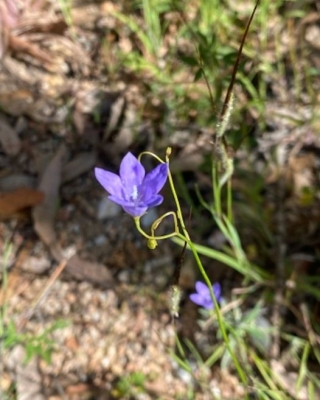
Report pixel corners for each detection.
[135,148,247,388]
[212,162,222,216]
[167,155,247,387]
[134,217,177,241]
[138,151,164,164]
[175,232,247,386]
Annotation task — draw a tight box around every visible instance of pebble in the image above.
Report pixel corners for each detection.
[97,195,121,219]
[0,174,35,191]
[118,269,130,283]
[94,234,107,246]
[20,255,51,274]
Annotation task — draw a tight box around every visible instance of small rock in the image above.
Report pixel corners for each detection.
[94,234,107,246]
[20,255,51,274]
[118,269,130,283]
[61,245,77,259]
[0,174,36,191]
[97,195,121,219]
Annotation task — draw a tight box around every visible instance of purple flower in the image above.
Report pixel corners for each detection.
[190,281,221,309]
[95,152,168,217]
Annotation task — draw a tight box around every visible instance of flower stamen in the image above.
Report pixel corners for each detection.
[131,185,138,201]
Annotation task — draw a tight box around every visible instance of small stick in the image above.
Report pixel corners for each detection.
[17,259,68,331]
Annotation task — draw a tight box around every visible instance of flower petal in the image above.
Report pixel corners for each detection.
[145,194,163,207]
[108,195,131,207]
[202,298,214,309]
[122,204,148,217]
[139,184,153,202]
[95,168,123,197]
[213,282,222,300]
[195,281,210,296]
[142,163,168,194]
[119,153,145,195]
[189,293,206,307]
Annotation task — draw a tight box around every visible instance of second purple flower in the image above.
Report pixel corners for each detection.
[95,152,168,217]
[190,281,222,310]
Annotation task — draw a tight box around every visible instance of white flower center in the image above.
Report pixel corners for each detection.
[131,185,138,200]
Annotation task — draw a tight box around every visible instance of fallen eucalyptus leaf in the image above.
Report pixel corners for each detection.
[65,254,113,286]
[62,151,96,183]
[32,144,67,247]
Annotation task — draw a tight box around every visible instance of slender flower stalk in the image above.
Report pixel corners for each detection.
[163,148,247,386]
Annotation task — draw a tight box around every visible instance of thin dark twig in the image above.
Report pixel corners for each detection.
[172,239,187,286]
[171,208,192,286]
[17,259,68,331]
[219,0,261,122]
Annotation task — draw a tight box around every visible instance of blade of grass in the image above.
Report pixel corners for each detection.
[172,236,270,282]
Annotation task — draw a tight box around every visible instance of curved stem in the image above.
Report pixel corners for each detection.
[167,150,247,386]
[138,151,165,164]
[151,211,178,237]
[134,215,178,241]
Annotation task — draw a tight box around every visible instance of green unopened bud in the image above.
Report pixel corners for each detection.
[166,147,172,163]
[147,238,158,249]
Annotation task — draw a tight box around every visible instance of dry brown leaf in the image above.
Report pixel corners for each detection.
[65,255,113,286]
[0,114,21,155]
[0,188,44,217]
[15,14,68,35]
[62,151,96,183]
[0,268,28,306]
[8,34,53,65]
[0,89,33,116]
[19,32,91,75]
[32,144,67,247]
[66,383,94,397]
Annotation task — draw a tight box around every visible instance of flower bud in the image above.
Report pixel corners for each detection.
[147,238,158,249]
